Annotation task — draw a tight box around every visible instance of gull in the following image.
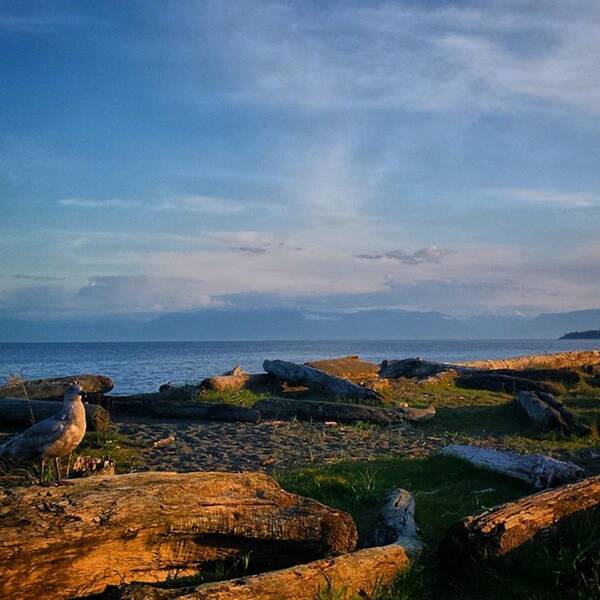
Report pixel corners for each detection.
[0,381,87,482]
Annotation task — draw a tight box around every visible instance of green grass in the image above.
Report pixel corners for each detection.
[197,388,267,407]
[77,429,143,473]
[276,456,600,600]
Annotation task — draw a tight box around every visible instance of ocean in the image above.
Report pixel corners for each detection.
[1,339,599,394]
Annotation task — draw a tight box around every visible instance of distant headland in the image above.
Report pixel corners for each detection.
[560,330,600,340]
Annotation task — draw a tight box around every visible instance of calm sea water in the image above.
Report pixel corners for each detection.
[1,340,599,394]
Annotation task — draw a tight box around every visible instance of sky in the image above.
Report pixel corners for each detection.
[1,0,600,320]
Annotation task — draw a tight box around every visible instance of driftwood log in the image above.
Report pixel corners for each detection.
[456,373,561,395]
[0,397,109,432]
[108,395,261,423]
[441,444,584,489]
[464,350,600,371]
[123,545,410,600]
[374,489,424,557]
[516,391,592,436]
[0,374,113,401]
[0,471,357,600]
[263,359,384,403]
[441,474,600,560]
[379,358,474,379]
[254,397,435,425]
[305,356,380,382]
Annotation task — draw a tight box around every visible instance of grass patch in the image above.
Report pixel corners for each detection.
[197,388,267,407]
[77,429,143,473]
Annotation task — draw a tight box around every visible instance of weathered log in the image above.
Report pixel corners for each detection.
[441,444,584,489]
[516,391,592,436]
[441,474,600,560]
[0,471,357,600]
[108,395,261,423]
[305,356,380,382]
[374,489,424,557]
[0,397,109,432]
[464,350,600,371]
[263,359,384,403]
[379,358,473,379]
[199,373,281,394]
[0,374,113,401]
[254,397,435,425]
[122,544,410,600]
[456,373,561,395]
[491,368,580,384]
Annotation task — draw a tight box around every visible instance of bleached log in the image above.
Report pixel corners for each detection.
[263,359,384,403]
[441,474,600,559]
[374,489,424,557]
[441,444,584,489]
[379,358,473,379]
[516,391,592,436]
[0,374,113,401]
[121,544,410,600]
[0,397,109,432]
[254,397,435,425]
[0,471,357,600]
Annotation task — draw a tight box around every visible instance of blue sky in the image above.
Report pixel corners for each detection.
[1,0,600,319]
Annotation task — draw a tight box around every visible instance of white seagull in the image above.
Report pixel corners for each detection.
[0,381,87,482]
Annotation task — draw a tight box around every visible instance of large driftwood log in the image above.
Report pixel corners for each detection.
[254,397,435,425]
[123,544,410,600]
[464,350,600,371]
[305,356,380,382]
[441,444,584,489]
[0,471,357,600]
[374,489,424,557]
[379,358,474,379]
[0,374,113,401]
[456,373,561,395]
[441,474,600,560]
[109,395,261,422]
[516,391,592,436]
[263,359,384,403]
[0,397,109,432]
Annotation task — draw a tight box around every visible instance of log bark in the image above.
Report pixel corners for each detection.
[305,356,380,382]
[464,350,600,370]
[440,444,584,489]
[0,397,109,432]
[108,395,261,423]
[0,374,113,401]
[379,358,474,379]
[254,397,435,425]
[456,373,561,395]
[263,359,384,403]
[0,471,358,600]
[441,474,600,560]
[374,489,424,557]
[516,391,592,436]
[199,373,282,394]
[122,544,410,600]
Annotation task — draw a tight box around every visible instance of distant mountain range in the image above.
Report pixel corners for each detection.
[1,307,600,342]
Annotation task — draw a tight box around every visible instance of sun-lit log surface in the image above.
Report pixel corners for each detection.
[0,471,357,600]
[440,475,600,560]
[0,374,113,401]
[121,544,410,600]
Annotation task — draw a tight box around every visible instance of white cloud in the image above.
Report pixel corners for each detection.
[485,188,597,208]
[59,198,142,209]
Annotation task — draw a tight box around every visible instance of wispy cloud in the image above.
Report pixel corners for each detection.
[154,195,245,216]
[356,246,449,265]
[59,198,142,209]
[486,188,597,208]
